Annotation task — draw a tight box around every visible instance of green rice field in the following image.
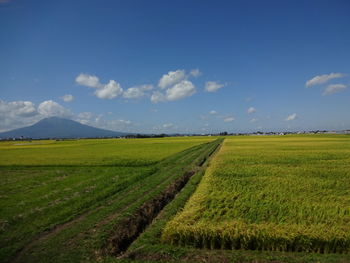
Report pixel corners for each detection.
[0,137,218,262]
[0,137,213,166]
[163,135,350,254]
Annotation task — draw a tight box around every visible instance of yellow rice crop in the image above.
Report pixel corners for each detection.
[162,135,350,253]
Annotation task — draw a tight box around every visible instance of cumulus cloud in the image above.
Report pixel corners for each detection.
[0,99,73,132]
[123,85,153,99]
[0,98,138,133]
[285,113,297,121]
[0,100,37,118]
[94,80,123,99]
[190,69,202,77]
[76,73,101,88]
[150,91,166,103]
[76,69,203,103]
[76,73,123,99]
[76,112,96,125]
[250,118,258,123]
[209,110,217,115]
[224,117,235,122]
[152,80,196,103]
[322,84,347,96]
[158,70,186,89]
[165,80,196,101]
[152,69,199,103]
[61,94,74,102]
[0,100,38,132]
[205,81,224,92]
[247,107,256,114]
[75,112,133,131]
[305,73,344,88]
[38,100,72,118]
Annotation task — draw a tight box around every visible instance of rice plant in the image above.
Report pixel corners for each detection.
[162,135,350,253]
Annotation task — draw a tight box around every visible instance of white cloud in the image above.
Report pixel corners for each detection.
[153,68,200,103]
[165,80,196,101]
[0,100,37,118]
[76,73,101,88]
[190,69,202,77]
[305,73,344,88]
[76,74,123,99]
[224,117,235,122]
[94,80,123,99]
[123,84,153,99]
[209,110,217,115]
[205,81,224,92]
[76,112,96,125]
[0,100,39,132]
[162,123,174,129]
[38,100,72,118]
[285,113,297,121]
[247,107,256,114]
[75,112,133,131]
[151,91,166,103]
[0,99,138,133]
[322,84,347,96]
[250,118,258,123]
[0,100,74,132]
[152,80,196,103]
[76,70,201,103]
[158,70,186,89]
[61,94,74,102]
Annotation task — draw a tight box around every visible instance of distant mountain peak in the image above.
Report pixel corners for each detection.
[0,117,130,139]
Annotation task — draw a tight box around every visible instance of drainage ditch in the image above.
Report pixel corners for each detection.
[104,140,222,256]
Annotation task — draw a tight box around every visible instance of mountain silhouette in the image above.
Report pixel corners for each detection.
[0,117,130,139]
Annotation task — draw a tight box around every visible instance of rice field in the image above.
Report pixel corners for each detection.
[0,137,213,166]
[162,135,350,254]
[0,137,218,262]
[2,134,350,263]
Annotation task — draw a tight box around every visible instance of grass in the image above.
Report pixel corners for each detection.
[0,137,218,262]
[162,135,350,254]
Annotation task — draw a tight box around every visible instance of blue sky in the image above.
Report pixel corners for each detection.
[1,0,349,133]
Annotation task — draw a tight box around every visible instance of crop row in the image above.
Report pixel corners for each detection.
[162,135,350,253]
[0,138,220,262]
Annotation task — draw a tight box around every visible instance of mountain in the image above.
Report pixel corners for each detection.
[0,117,131,139]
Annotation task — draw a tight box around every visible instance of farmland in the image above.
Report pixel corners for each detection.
[0,137,219,262]
[0,137,214,166]
[162,135,350,254]
[1,134,350,263]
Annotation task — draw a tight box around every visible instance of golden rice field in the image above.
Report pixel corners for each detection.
[162,135,350,253]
